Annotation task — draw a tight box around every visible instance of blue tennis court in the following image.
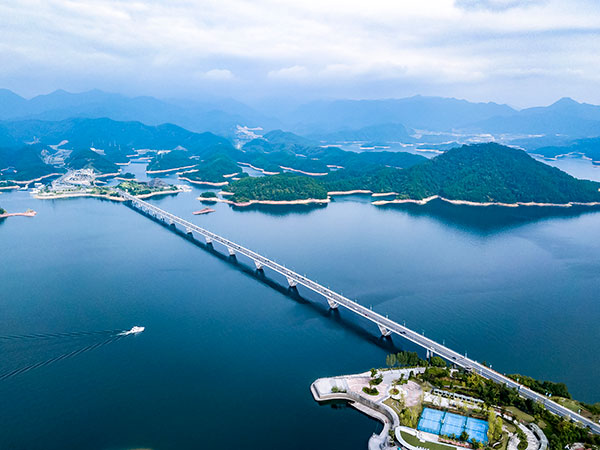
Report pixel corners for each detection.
[417,408,488,444]
[440,412,466,437]
[417,407,444,434]
[465,417,489,444]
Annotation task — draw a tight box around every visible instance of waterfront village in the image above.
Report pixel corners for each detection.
[312,352,599,450]
[32,169,188,200]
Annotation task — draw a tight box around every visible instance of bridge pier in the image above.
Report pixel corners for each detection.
[377,324,392,337]
[287,277,297,288]
[254,260,263,271]
[185,227,193,235]
[326,297,339,309]
[227,247,236,256]
[205,236,213,245]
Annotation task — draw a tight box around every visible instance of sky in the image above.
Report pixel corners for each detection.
[1,0,599,107]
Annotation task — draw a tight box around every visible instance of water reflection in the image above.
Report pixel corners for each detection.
[378,199,600,234]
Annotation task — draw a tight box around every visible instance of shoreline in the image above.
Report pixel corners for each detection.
[4,172,63,185]
[372,195,600,208]
[279,166,328,176]
[237,162,280,175]
[208,197,330,207]
[147,165,197,174]
[328,189,373,196]
[179,176,228,186]
[34,188,183,202]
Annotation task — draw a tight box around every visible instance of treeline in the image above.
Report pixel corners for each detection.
[181,156,245,183]
[385,351,446,368]
[507,374,571,399]
[147,150,195,172]
[229,173,328,202]
[66,149,119,175]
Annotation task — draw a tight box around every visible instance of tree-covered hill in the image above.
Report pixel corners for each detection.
[179,155,245,184]
[0,118,233,163]
[65,149,119,174]
[147,149,196,172]
[393,143,600,203]
[229,173,328,202]
[0,145,59,181]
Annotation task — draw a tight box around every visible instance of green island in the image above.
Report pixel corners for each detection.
[312,352,600,450]
[225,143,600,205]
[228,173,328,203]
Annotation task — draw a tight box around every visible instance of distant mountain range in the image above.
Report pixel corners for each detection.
[461,97,600,137]
[2,89,600,142]
[0,89,276,136]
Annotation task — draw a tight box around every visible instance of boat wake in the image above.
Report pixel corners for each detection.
[0,326,145,381]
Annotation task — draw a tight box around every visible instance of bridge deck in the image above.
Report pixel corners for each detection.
[118,190,599,434]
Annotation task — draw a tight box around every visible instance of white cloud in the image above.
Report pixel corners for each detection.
[201,69,235,81]
[267,65,309,80]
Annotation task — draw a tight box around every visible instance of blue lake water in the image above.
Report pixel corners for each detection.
[0,157,599,450]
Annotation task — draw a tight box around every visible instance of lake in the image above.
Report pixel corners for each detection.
[0,157,599,450]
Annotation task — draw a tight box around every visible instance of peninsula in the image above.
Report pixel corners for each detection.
[313,353,600,450]
[0,207,36,218]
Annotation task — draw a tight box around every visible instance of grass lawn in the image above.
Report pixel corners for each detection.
[554,398,599,421]
[505,406,534,423]
[399,431,457,450]
[384,398,404,418]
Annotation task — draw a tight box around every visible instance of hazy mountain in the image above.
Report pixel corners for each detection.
[464,98,600,137]
[311,123,414,143]
[0,89,276,136]
[531,137,600,163]
[285,96,516,133]
[1,118,232,159]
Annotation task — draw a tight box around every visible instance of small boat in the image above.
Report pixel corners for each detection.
[120,326,145,336]
[193,207,215,215]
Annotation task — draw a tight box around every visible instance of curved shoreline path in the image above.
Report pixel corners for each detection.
[116,189,600,435]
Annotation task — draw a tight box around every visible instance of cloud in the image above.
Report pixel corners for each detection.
[267,65,310,80]
[454,0,547,11]
[0,0,599,106]
[201,69,235,81]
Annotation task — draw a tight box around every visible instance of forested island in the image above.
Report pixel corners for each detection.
[222,143,600,206]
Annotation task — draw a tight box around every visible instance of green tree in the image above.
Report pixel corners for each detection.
[386,353,397,369]
[430,356,446,367]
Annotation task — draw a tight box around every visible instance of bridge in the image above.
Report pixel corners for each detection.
[118,190,600,434]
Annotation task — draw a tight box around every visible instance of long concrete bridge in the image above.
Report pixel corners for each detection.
[118,190,600,435]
